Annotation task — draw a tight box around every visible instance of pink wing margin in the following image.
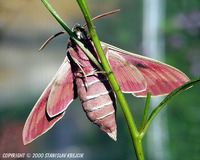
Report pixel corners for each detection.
[101,42,190,97]
[23,56,74,145]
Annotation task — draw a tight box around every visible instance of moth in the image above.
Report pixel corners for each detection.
[23,11,190,145]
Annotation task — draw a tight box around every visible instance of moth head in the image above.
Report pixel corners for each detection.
[72,23,90,41]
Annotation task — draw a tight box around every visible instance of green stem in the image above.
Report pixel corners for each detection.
[140,77,200,139]
[139,92,151,132]
[41,0,103,71]
[41,0,74,37]
[76,0,144,159]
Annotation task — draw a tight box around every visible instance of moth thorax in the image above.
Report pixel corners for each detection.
[72,23,89,41]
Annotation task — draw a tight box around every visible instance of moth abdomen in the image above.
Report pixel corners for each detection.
[76,74,117,140]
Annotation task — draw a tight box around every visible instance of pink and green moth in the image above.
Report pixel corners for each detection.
[23,11,190,145]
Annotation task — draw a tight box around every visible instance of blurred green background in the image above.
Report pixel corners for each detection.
[0,0,200,160]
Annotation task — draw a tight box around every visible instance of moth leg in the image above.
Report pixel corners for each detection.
[93,70,113,75]
[86,68,113,77]
[68,48,89,85]
[74,58,89,84]
[88,44,113,76]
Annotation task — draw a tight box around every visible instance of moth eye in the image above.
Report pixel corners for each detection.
[76,31,82,39]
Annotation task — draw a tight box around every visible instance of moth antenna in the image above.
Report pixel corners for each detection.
[39,31,67,51]
[39,9,120,51]
[82,9,120,28]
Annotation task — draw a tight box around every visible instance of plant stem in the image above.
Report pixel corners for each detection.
[76,0,145,159]
[140,77,200,139]
[139,92,151,132]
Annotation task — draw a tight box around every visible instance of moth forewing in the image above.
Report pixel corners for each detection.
[23,56,73,145]
[22,77,64,145]
[46,56,75,117]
